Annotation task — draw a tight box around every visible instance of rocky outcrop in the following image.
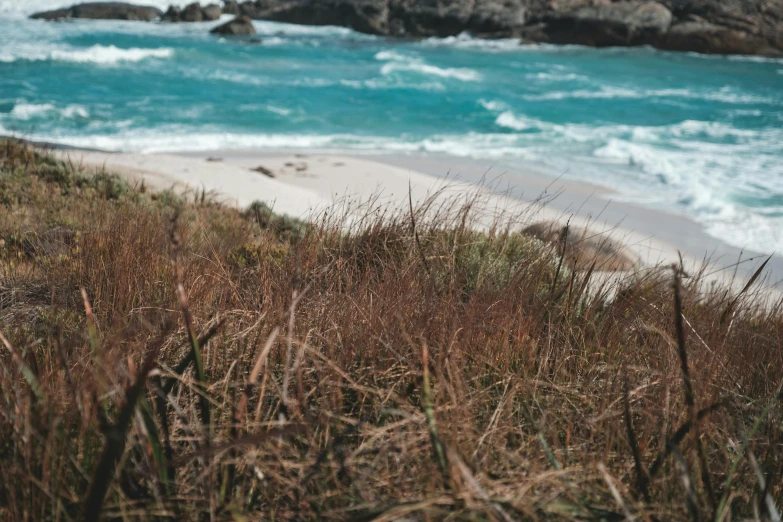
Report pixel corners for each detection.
[469,0,528,37]
[210,14,257,34]
[659,20,779,55]
[231,0,782,55]
[389,0,475,37]
[162,2,222,21]
[222,0,240,14]
[532,1,673,47]
[30,0,783,57]
[30,2,162,21]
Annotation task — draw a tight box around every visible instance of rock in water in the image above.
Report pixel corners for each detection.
[162,2,222,21]
[660,21,781,56]
[202,4,222,19]
[32,0,782,56]
[535,1,673,47]
[181,2,204,21]
[162,5,181,20]
[226,0,782,56]
[259,0,390,35]
[210,14,257,34]
[222,0,240,15]
[470,0,528,37]
[30,2,162,21]
[388,0,475,37]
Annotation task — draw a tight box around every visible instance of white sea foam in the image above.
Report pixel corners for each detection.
[495,112,537,131]
[266,105,292,117]
[525,86,777,105]
[526,72,588,81]
[10,102,89,120]
[201,69,446,91]
[593,137,783,252]
[380,60,480,81]
[0,44,173,64]
[376,49,480,81]
[478,99,507,112]
[51,45,174,64]
[253,20,356,37]
[419,33,521,52]
[667,120,758,139]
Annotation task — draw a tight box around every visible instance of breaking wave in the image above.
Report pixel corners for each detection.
[10,102,89,120]
[376,50,481,81]
[0,44,174,64]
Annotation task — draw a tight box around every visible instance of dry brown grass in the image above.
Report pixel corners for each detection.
[0,139,782,521]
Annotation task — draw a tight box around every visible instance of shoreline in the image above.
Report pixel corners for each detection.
[45,144,782,293]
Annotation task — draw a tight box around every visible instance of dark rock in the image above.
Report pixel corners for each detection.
[659,20,780,55]
[30,7,74,20]
[162,5,181,20]
[31,2,162,21]
[238,0,278,18]
[181,2,204,21]
[163,2,223,21]
[388,0,475,37]
[261,0,391,35]
[28,0,783,56]
[203,3,222,19]
[470,0,528,37]
[659,0,783,55]
[210,14,257,34]
[536,1,673,47]
[222,0,240,14]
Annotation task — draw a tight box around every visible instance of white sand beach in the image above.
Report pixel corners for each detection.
[54,147,782,294]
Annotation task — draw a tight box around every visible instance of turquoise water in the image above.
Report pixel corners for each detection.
[1,2,782,253]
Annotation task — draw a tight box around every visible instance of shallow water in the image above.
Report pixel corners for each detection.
[1,1,782,253]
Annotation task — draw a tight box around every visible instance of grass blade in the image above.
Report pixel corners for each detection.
[720,254,771,325]
[177,284,210,443]
[421,344,447,475]
[714,380,783,522]
[84,341,163,522]
[623,372,650,503]
[138,396,170,496]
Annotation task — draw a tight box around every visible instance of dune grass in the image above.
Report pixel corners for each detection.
[0,138,781,521]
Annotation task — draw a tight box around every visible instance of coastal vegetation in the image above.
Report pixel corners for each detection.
[0,138,781,520]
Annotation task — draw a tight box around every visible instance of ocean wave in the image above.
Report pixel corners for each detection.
[265,105,292,116]
[201,69,445,91]
[376,50,480,81]
[0,44,173,64]
[478,99,507,112]
[667,120,759,139]
[10,127,544,158]
[253,20,357,37]
[592,137,783,252]
[495,111,540,132]
[9,102,89,120]
[419,33,521,52]
[525,86,776,104]
[525,72,589,82]
[489,106,779,146]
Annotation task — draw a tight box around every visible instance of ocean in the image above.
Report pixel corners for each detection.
[1,1,782,253]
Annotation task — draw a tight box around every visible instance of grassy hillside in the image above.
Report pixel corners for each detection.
[0,139,781,521]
